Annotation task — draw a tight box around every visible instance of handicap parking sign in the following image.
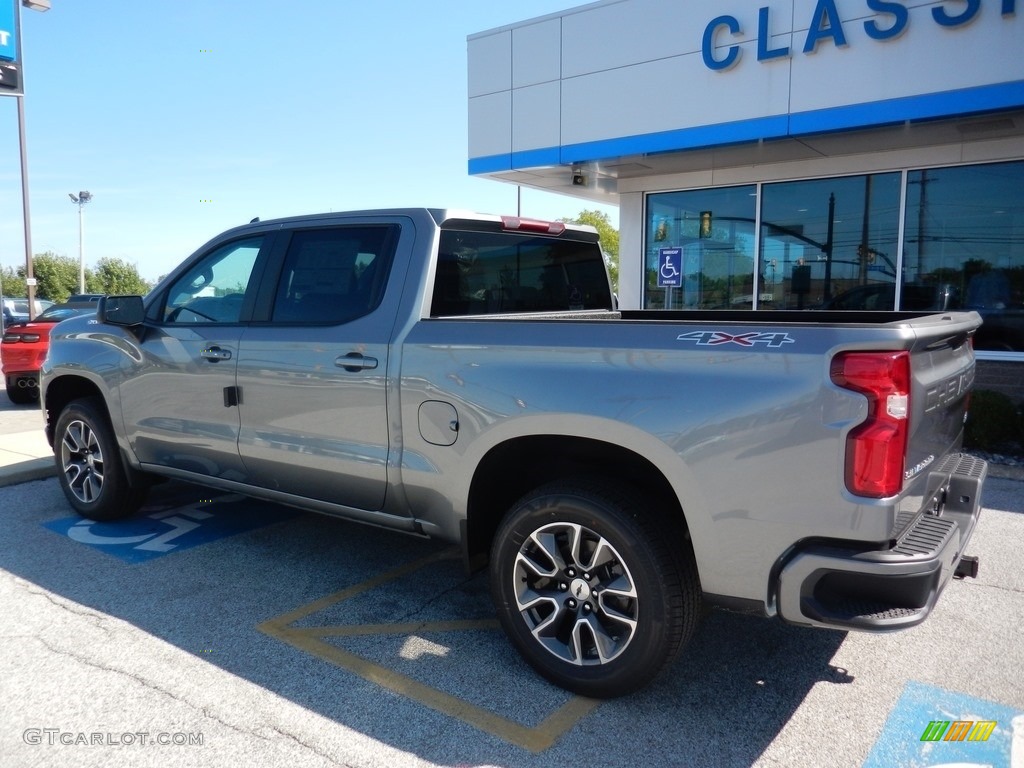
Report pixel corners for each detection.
[658,247,683,288]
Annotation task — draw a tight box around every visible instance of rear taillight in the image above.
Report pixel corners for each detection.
[830,351,911,498]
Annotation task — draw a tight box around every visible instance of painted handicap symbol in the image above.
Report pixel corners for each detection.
[863,681,1024,768]
[67,508,213,552]
[44,492,299,563]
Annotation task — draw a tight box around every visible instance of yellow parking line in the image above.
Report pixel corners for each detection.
[305,619,501,637]
[260,548,455,629]
[258,548,600,753]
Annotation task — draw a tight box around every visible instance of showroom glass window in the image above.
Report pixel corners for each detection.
[759,173,901,310]
[645,185,756,309]
[904,160,1024,352]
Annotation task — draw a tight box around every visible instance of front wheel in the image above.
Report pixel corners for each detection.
[489,478,701,698]
[54,397,148,521]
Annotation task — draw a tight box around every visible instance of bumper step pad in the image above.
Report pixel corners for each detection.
[892,515,957,558]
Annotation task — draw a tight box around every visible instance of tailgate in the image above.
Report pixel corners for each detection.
[903,311,981,488]
[775,310,986,631]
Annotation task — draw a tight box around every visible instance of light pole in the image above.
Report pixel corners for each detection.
[69,191,92,293]
[12,0,52,319]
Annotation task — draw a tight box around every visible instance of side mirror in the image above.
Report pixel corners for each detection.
[99,295,145,327]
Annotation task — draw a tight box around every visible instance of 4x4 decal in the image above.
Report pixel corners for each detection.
[676,330,795,348]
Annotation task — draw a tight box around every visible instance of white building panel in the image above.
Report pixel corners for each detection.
[512,18,562,88]
[560,44,793,147]
[467,30,511,98]
[561,0,712,77]
[789,2,1024,115]
[513,82,562,153]
[467,92,512,160]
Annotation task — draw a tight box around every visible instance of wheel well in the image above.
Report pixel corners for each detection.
[44,376,104,445]
[466,435,688,571]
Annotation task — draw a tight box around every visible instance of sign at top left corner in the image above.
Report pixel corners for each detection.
[0,0,18,64]
[0,0,25,95]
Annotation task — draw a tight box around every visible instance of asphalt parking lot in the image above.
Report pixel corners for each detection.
[0,404,1022,767]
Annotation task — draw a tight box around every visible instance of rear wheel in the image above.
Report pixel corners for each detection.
[54,397,148,521]
[489,478,701,698]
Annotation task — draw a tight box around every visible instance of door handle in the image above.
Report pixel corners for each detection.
[200,346,232,361]
[336,352,378,372]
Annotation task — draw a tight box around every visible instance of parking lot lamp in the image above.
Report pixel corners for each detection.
[68,191,92,293]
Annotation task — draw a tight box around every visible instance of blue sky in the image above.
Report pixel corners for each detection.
[1,0,616,282]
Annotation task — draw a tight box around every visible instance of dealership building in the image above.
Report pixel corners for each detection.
[468,0,1024,397]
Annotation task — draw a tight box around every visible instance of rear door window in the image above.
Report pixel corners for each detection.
[431,228,612,316]
[270,226,399,324]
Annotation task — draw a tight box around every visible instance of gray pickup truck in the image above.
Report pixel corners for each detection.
[40,208,986,697]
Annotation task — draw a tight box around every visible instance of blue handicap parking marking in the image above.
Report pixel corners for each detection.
[864,680,1023,768]
[44,492,301,563]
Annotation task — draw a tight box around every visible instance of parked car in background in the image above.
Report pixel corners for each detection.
[962,270,1024,352]
[970,309,1024,352]
[818,282,1022,351]
[818,282,959,312]
[2,302,97,403]
[2,298,54,329]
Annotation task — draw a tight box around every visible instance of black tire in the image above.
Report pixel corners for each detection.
[6,381,37,404]
[54,397,148,521]
[489,478,701,698]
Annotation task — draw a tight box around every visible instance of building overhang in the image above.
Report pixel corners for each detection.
[468,0,1024,201]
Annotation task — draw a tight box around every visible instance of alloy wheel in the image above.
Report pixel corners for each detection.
[512,521,638,665]
[60,419,106,504]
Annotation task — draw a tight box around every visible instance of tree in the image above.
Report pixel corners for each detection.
[91,257,151,296]
[30,252,81,302]
[0,266,27,299]
[2,254,150,303]
[560,209,619,292]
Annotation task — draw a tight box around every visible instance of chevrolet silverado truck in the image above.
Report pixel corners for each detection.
[40,208,986,697]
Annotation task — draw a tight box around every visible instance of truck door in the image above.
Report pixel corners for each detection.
[120,235,269,481]
[235,221,408,512]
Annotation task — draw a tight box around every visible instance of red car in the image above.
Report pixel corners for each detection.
[2,303,96,404]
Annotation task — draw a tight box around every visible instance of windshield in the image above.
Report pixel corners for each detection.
[34,305,96,322]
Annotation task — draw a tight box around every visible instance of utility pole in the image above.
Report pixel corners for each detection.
[7,1,53,319]
[823,193,836,302]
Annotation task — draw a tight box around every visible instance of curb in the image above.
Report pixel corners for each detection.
[0,458,56,489]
